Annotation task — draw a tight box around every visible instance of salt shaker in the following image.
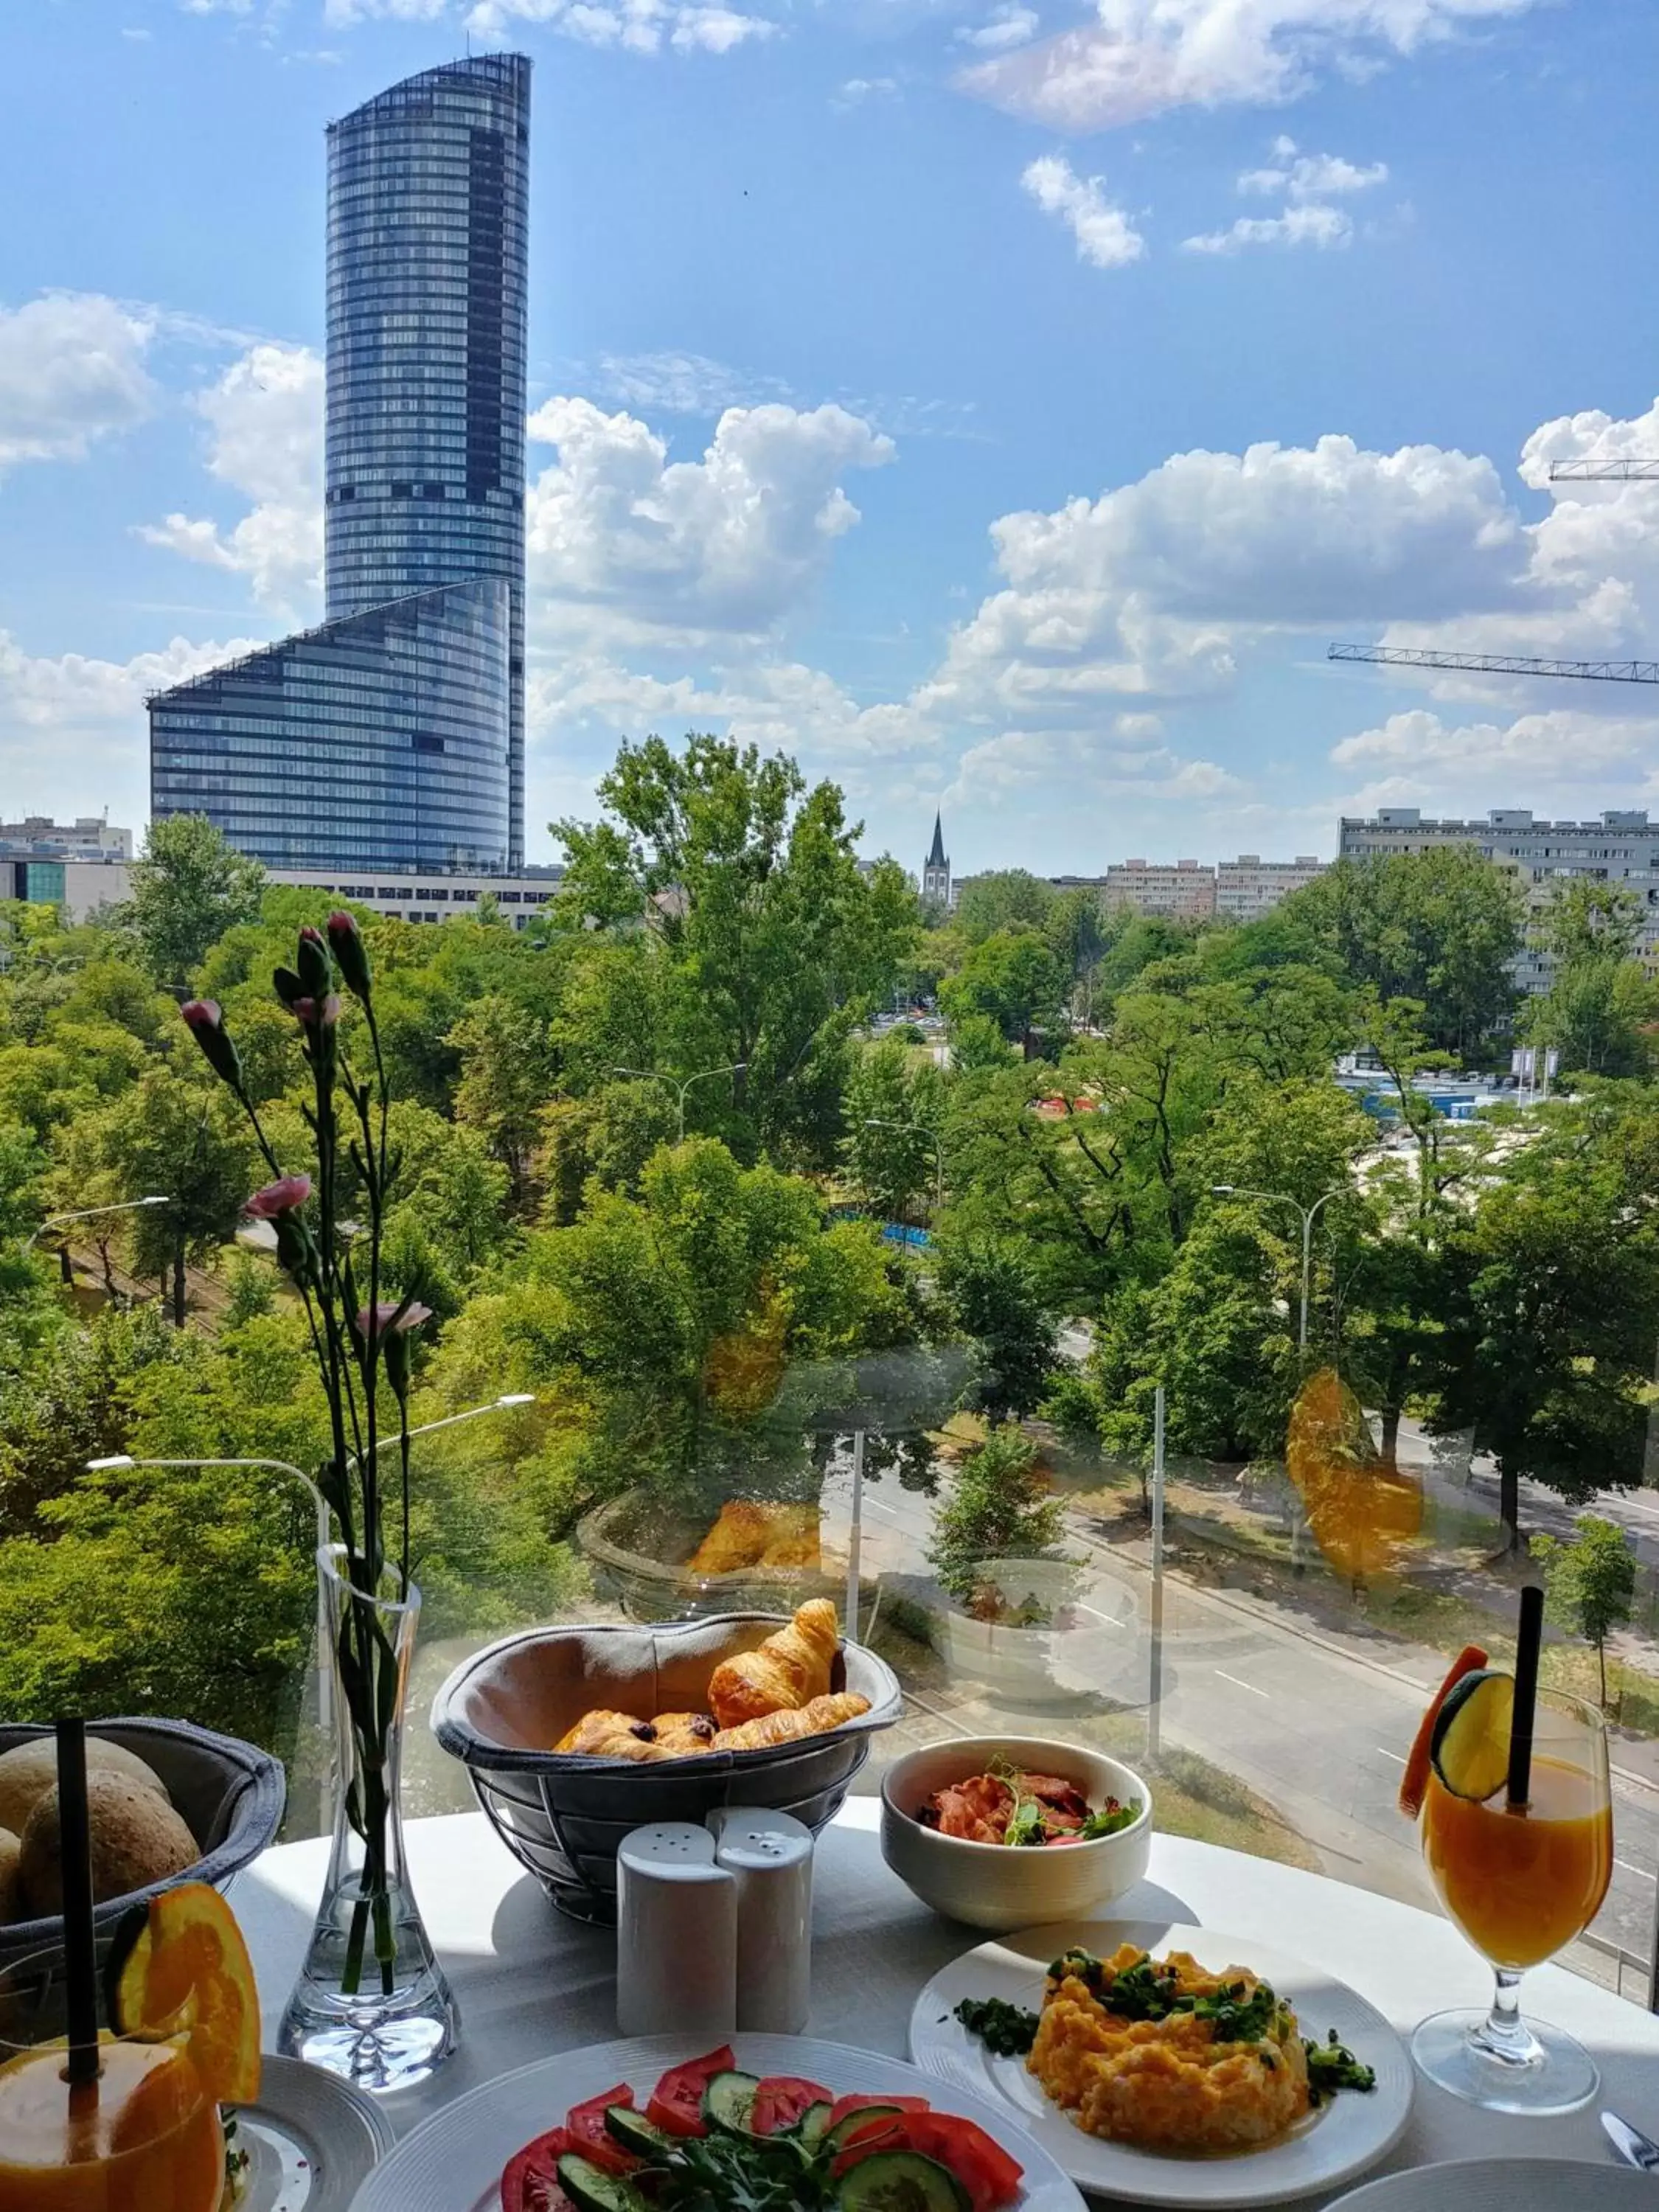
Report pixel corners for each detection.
[707,1806,814,2034]
[616,1822,737,2039]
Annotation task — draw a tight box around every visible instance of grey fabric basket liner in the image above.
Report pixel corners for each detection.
[431,1611,902,1769]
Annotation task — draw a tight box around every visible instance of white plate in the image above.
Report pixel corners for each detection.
[908,1919,1414,2208]
[237,2053,394,2212]
[347,2033,1086,2212]
[1328,2160,1658,2210]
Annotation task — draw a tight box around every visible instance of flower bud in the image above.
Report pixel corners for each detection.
[179,998,243,1089]
[243,1175,313,1220]
[296,925,333,1000]
[327,911,373,1003]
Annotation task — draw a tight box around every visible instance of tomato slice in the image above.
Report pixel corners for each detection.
[751,2074,833,2135]
[833,2112,1023,2212]
[644,2045,736,2139]
[500,2127,577,2212]
[563,2084,640,2177]
[825,2091,931,2131]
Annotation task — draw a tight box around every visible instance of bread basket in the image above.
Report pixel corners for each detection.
[0,1716,286,1966]
[430,1613,902,1921]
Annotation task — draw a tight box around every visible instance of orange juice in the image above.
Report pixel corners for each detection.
[1422,1755,1613,1970]
[0,2034,224,2212]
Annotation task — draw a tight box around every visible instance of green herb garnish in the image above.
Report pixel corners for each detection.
[1078,1798,1141,1840]
[1304,2029,1377,2106]
[953,1995,1041,2056]
[1003,1794,1048,1848]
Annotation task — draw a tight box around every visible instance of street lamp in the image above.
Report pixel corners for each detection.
[612,1062,747,1144]
[86,1393,536,1737]
[861,1117,945,1217]
[24,1194,169,1253]
[1211,1183,1343,1352]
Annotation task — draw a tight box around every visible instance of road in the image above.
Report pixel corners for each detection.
[828,1458,1659,1984]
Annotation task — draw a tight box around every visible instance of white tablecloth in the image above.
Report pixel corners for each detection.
[238,1804,1659,2206]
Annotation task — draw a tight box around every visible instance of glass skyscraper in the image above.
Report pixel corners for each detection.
[150,55,531,872]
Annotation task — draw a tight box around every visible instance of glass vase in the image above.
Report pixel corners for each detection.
[277,1545,459,2092]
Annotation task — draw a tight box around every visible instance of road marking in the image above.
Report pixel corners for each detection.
[1615,1857,1653,1881]
[1079,1603,1127,1627]
[1213,1669,1270,1700]
[1375,1748,1406,1765]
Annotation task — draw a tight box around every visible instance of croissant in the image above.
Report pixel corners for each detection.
[650,1711,719,1756]
[554,1709,675,1761]
[708,1599,839,1729]
[714,1691,870,1752]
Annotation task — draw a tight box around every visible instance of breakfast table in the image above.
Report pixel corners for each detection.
[236,1800,1659,2208]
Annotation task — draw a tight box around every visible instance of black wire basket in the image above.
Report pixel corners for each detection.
[430,1613,902,1923]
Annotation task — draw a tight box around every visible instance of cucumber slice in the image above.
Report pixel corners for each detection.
[824,2104,908,2152]
[554,2154,654,2212]
[796,2099,833,2147]
[603,2104,677,2159]
[1430,1669,1514,1802]
[835,2151,970,2211]
[701,2067,763,2135]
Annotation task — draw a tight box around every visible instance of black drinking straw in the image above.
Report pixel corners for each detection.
[56,1718,101,2088]
[1507,1584,1545,1809]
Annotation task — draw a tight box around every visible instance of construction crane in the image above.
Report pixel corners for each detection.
[1327,642,1659,686]
[1548,459,1659,482]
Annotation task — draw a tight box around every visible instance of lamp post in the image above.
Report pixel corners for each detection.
[24,1196,170,1282]
[87,1393,535,1742]
[1210,1183,1342,1353]
[860,1117,945,1219]
[612,1063,747,1144]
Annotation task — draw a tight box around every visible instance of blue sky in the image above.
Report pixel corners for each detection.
[4,0,1659,877]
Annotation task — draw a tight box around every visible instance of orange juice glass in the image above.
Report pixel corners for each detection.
[0,1954,225,2212]
[1415,1687,1612,2115]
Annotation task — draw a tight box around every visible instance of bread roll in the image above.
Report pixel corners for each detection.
[0,1736,169,1841]
[19,1773,198,1916]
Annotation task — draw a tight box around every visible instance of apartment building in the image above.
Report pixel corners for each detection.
[1338,807,1659,992]
[1102,858,1218,920]
[1214,853,1325,921]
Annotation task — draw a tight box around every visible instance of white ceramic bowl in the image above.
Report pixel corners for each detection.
[880,1735,1152,1933]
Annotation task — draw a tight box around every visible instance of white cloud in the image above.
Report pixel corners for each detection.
[958,0,1534,133]
[1183,201,1354,253]
[1238,135,1388,198]
[0,293,156,473]
[0,629,260,828]
[1020,155,1145,269]
[833,75,900,104]
[588,352,793,415]
[958,3,1039,50]
[525,396,894,642]
[464,0,772,46]
[137,341,324,617]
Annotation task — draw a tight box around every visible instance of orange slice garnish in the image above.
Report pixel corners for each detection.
[112,1881,262,2104]
[1398,1644,1488,1818]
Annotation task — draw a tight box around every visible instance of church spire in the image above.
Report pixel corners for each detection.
[927,810,947,869]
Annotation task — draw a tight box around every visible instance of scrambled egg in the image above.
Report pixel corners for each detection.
[1029,1944,1310,2151]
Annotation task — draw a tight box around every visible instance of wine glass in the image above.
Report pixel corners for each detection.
[0,1944,226,2212]
[1415,1685,1613,2114]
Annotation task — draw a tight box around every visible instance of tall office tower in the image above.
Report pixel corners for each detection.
[150,55,531,874]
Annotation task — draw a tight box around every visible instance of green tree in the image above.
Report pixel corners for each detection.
[939,1238,1058,1423]
[124,815,266,990]
[1534,1514,1638,1709]
[841,1037,944,1222]
[1523,879,1656,1078]
[555,735,916,1162]
[939,928,1068,1057]
[446,992,555,1208]
[1427,1097,1659,1544]
[1285,848,1525,1057]
[955,869,1056,945]
[928,1427,1063,1604]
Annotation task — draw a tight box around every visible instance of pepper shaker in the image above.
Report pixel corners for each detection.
[707,1806,814,2034]
[616,1822,737,2039]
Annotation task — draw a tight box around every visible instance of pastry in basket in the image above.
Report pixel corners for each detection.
[713,1690,870,1750]
[553,1710,678,1761]
[650,1711,719,1755]
[707,1598,838,1728]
